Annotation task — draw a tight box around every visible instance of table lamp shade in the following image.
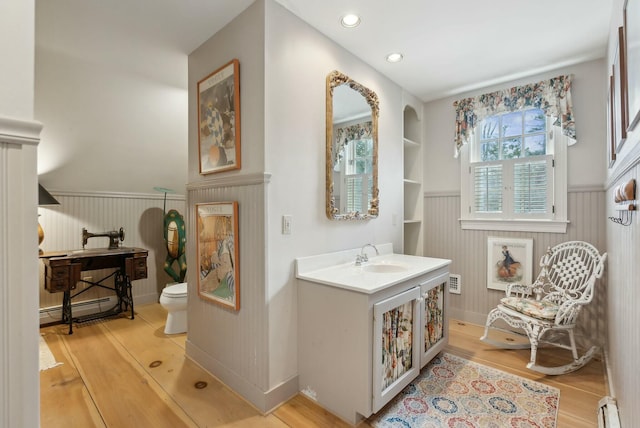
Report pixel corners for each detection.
[38,184,60,206]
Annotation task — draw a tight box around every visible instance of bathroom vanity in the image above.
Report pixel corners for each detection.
[296,244,451,424]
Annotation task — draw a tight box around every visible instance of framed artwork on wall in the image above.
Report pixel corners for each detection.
[486,237,533,291]
[608,74,617,168]
[614,26,628,152]
[196,202,240,311]
[197,59,241,175]
[624,0,640,132]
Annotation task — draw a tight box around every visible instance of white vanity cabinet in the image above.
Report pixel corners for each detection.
[296,248,450,425]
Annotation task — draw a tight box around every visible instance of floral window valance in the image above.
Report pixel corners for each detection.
[453,75,575,157]
[333,121,373,168]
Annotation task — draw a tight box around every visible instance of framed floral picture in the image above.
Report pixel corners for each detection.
[196,202,240,310]
[486,237,533,291]
[197,59,241,175]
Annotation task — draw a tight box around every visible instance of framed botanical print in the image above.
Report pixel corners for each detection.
[486,237,533,291]
[196,202,240,310]
[197,59,241,174]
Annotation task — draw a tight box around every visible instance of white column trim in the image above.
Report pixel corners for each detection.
[0,115,43,146]
[0,115,41,428]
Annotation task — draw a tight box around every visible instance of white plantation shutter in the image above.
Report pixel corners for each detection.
[513,156,552,215]
[471,156,553,219]
[473,164,502,213]
[345,175,364,213]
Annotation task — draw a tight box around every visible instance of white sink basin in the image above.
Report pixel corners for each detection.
[362,263,408,273]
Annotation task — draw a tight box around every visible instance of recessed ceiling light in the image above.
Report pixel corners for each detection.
[341,14,361,28]
[386,52,404,63]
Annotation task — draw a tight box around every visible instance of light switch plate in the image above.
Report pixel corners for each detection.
[282,215,292,235]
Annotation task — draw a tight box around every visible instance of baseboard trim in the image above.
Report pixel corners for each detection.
[185,339,298,414]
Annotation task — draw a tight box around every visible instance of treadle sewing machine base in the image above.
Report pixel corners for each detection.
[40,247,148,334]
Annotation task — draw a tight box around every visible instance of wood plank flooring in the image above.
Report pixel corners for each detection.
[40,303,606,427]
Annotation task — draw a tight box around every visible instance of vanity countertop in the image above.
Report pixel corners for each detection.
[296,244,451,294]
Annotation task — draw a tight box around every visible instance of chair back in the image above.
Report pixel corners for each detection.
[539,241,607,305]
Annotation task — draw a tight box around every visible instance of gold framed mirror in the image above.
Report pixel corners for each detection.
[326,70,379,220]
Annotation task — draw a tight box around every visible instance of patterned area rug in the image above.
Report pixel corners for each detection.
[369,353,559,428]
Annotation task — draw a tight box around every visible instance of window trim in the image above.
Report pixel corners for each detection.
[460,117,568,233]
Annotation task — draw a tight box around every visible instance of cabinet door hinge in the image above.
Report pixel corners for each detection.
[552,205,555,214]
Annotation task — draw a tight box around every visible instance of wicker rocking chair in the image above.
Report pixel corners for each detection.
[480,241,607,375]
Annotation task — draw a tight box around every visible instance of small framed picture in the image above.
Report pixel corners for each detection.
[486,237,533,291]
[198,59,241,175]
[196,202,240,310]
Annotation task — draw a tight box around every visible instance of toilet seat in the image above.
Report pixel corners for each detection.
[162,282,187,298]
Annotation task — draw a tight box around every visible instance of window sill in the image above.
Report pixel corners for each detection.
[460,218,568,233]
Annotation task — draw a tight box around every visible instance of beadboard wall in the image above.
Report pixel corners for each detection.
[37,191,186,322]
[604,155,640,424]
[184,174,274,408]
[423,188,607,348]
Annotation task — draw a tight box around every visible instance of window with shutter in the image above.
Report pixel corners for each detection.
[460,108,567,233]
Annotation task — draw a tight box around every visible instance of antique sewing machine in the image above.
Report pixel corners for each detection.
[82,227,125,249]
[40,225,148,334]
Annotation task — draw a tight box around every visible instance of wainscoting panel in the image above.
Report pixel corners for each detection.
[38,191,186,322]
[605,163,639,426]
[186,177,269,397]
[423,189,607,347]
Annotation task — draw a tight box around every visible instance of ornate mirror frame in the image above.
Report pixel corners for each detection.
[326,70,380,220]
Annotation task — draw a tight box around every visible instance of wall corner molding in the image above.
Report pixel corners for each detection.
[0,115,43,146]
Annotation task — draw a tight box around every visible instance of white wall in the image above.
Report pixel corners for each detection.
[185,0,405,411]
[423,59,606,193]
[0,1,40,427]
[263,0,403,387]
[35,0,188,195]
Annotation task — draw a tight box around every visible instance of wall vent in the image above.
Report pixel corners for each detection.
[449,274,461,294]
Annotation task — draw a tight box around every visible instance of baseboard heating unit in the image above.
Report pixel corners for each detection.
[598,396,621,428]
[39,296,117,324]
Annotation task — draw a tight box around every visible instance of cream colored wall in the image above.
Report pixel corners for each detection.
[263,0,403,388]
[186,0,406,411]
[423,59,606,193]
[35,0,188,194]
[186,0,277,412]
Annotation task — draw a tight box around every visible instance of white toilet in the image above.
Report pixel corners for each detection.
[159,282,188,334]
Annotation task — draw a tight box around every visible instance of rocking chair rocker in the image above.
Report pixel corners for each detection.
[480,241,607,375]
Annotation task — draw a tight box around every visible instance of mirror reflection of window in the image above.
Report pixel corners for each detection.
[341,138,373,213]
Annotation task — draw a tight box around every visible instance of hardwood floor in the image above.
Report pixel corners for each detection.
[40,303,606,427]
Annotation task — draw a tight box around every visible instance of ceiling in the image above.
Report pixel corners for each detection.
[38,0,612,102]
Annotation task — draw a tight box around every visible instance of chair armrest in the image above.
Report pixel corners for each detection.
[554,298,586,325]
[505,284,532,298]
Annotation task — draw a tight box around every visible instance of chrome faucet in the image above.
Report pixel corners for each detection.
[355,243,379,265]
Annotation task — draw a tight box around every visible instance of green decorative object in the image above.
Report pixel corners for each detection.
[164,209,186,283]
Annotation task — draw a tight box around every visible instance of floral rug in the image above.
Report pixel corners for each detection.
[369,353,559,428]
